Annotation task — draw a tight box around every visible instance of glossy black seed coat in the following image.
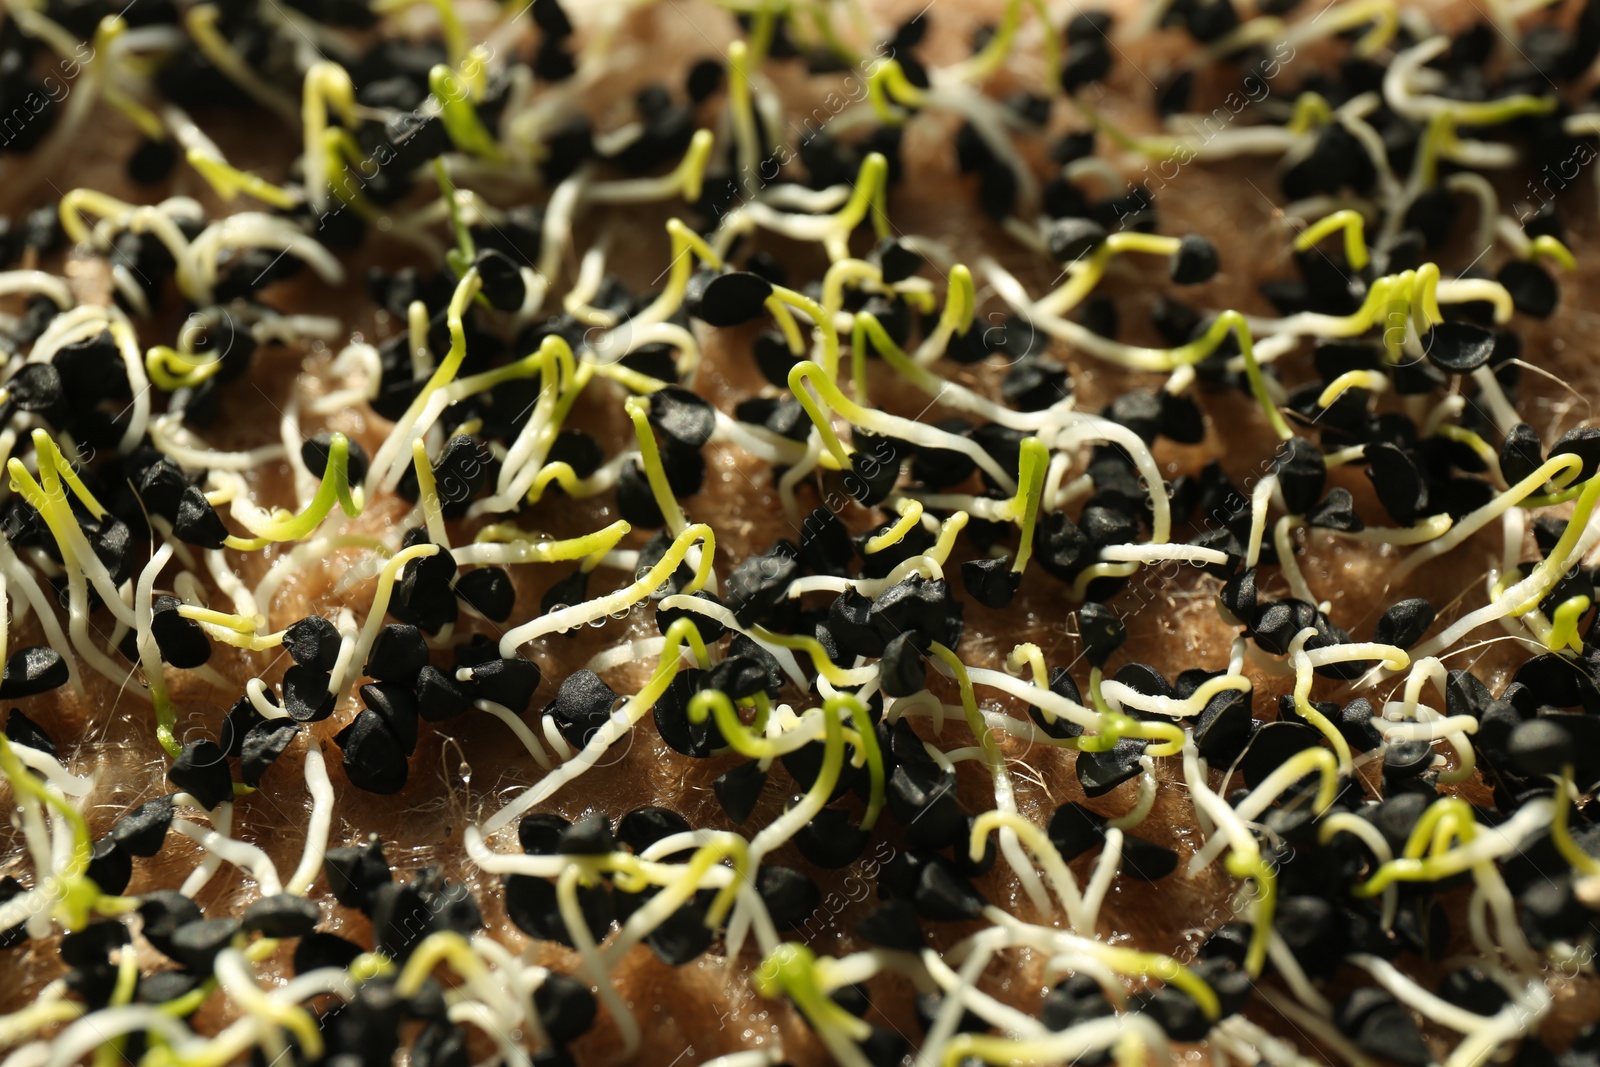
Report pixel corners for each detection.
[413,1021,469,1067]
[1423,321,1496,373]
[1075,738,1145,798]
[1374,598,1435,649]
[505,873,612,947]
[150,596,211,668]
[856,900,925,950]
[531,0,573,35]
[472,248,526,311]
[1046,218,1107,262]
[1047,802,1106,860]
[1365,442,1427,526]
[1497,260,1558,317]
[137,892,202,956]
[617,807,691,854]
[751,865,818,931]
[1508,718,1573,777]
[1077,603,1126,666]
[461,656,540,713]
[646,892,715,965]
[1272,437,1326,515]
[284,615,341,670]
[334,711,409,794]
[1170,234,1219,284]
[366,624,428,682]
[1307,488,1363,532]
[870,576,963,649]
[1337,698,1385,752]
[558,813,616,855]
[792,807,869,868]
[168,740,232,809]
[410,665,467,723]
[879,630,930,697]
[713,760,766,824]
[543,669,617,749]
[1238,721,1322,789]
[648,386,716,448]
[536,973,597,1045]
[361,681,420,756]
[325,836,392,909]
[165,918,241,974]
[173,486,229,549]
[724,547,798,627]
[1042,974,1115,1030]
[111,795,175,857]
[1194,688,1253,763]
[686,271,773,327]
[1218,567,1260,627]
[961,557,1020,608]
[284,665,336,723]
[1553,426,1600,481]
[4,708,55,756]
[912,857,988,921]
[1383,739,1435,782]
[242,894,320,937]
[1335,988,1431,1066]
[0,646,68,698]
[513,814,569,858]
[653,668,723,757]
[887,762,964,848]
[301,432,371,485]
[1059,38,1113,91]
[240,722,299,787]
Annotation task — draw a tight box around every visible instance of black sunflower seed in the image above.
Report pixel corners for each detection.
[110,795,176,858]
[686,270,773,327]
[1374,598,1435,649]
[173,486,229,549]
[284,616,341,670]
[1497,260,1558,318]
[241,721,299,787]
[168,740,232,809]
[365,623,428,683]
[1169,234,1219,284]
[301,432,371,485]
[4,708,55,757]
[0,646,68,699]
[334,710,408,795]
[241,894,320,938]
[647,386,716,448]
[1422,320,1496,373]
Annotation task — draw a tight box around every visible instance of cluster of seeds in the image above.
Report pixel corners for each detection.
[7,0,1600,1064]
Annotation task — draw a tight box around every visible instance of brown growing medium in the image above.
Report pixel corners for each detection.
[3,0,1600,1063]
